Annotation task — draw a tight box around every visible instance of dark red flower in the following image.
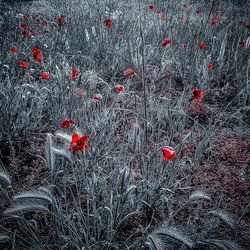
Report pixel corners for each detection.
[192,88,204,100]
[41,72,49,80]
[115,84,125,92]
[92,94,102,102]
[60,119,76,128]
[208,63,213,70]
[162,146,176,160]
[196,8,202,15]
[149,4,155,10]
[104,18,112,27]
[71,66,78,80]
[161,39,172,48]
[22,31,29,37]
[69,133,88,152]
[210,17,218,26]
[124,67,135,77]
[32,48,43,63]
[199,42,206,49]
[10,47,17,53]
[156,10,161,14]
[58,15,65,26]
[38,21,48,27]
[19,60,28,68]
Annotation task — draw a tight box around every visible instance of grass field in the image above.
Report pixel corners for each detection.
[0,0,250,249]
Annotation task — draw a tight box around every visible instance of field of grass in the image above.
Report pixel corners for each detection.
[0,0,249,249]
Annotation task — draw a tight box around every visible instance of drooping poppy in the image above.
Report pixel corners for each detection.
[71,66,78,80]
[115,84,125,92]
[41,72,49,80]
[19,60,28,68]
[58,15,65,26]
[162,146,176,160]
[208,63,213,70]
[20,23,28,28]
[10,47,17,53]
[104,18,112,27]
[199,42,206,49]
[156,10,161,14]
[161,39,172,48]
[239,40,245,48]
[69,132,88,152]
[149,4,155,10]
[192,88,204,100]
[92,94,103,102]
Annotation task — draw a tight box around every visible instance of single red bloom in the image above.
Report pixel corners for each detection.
[192,88,204,100]
[19,60,28,68]
[199,42,206,49]
[32,48,43,63]
[58,15,65,26]
[60,119,70,128]
[156,10,161,14]
[149,4,155,10]
[210,17,218,26]
[196,8,202,15]
[104,18,112,27]
[41,72,49,80]
[162,146,176,160]
[115,84,125,92]
[10,47,17,53]
[92,94,102,102]
[181,3,188,9]
[69,133,88,152]
[161,39,172,48]
[20,23,28,28]
[71,66,78,80]
[124,67,135,77]
[208,63,213,70]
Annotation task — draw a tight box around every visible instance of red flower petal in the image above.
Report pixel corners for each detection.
[115,84,125,92]
[41,72,49,80]
[162,146,176,160]
[149,4,155,10]
[19,60,28,68]
[192,88,204,100]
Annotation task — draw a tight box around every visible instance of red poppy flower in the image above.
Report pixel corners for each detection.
[149,4,155,10]
[19,60,28,68]
[208,63,213,70]
[41,72,49,80]
[92,94,102,102]
[60,119,76,128]
[71,66,78,80]
[162,146,176,160]
[161,39,172,48]
[104,18,112,27]
[210,17,218,26]
[124,67,135,77]
[156,10,161,14]
[69,133,88,152]
[115,84,125,92]
[10,47,17,53]
[199,42,206,49]
[192,88,204,100]
[58,15,65,26]
[181,3,188,9]
[32,48,43,63]
[196,8,202,15]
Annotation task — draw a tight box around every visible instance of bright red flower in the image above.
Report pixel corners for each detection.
[19,60,28,68]
[58,15,65,26]
[161,39,172,48]
[199,42,206,49]
[162,146,176,160]
[156,10,161,14]
[71,66,78,80]
[210,17,218,26]
[124,67,135,77]
[32,48,43,63]
[20,23,28,28]
[60,119,76,128]
[41,72,49,80]
[192,88,204,100]
[207,63,213,70]
[69,133,88,152]
[104,18,112,27]
[115,84,125,92]
[149,4,155,10]
[10,47,17,53]
[92,94,103,102]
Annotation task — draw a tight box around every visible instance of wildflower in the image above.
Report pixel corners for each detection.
[161,39,172,48]
[92,93,102,102]
[156,10,161,14]
[20,23,28,28]
[60,119,76,128]
[210,17,218,26]
[199,42,206,49]
[71,66,78,80]
[10,47,17,53]
[69,132,88,152]
[208,63,213,70]
[192,88,204,100]
[115,84,125,92]
[124,67,135,77]
[104,18,112,27]
[58,15,65,26]
[149,4,155,10]
[162,146,176,160]
[32,48,43,63]
[41,72,49,80]
[19,60,28,68]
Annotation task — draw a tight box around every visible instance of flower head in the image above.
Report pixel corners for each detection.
[199,42,206,49]
[192,88,204,100]
[10,47,17,53]
[92,93,103,102]
[124,67,135,77]
[162,146,176,160]
[207,63,213,70]
[60,119,76,128]
[41,72,49,80]
[32,48,43,63]
[210,17,218,26]
[19,60,28,68]
[104,18,112,27]
[161,39,172,48]
[149,4,155,10]
[69,133,88,152]
[115,84,125,92]
[71,66,78,80]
